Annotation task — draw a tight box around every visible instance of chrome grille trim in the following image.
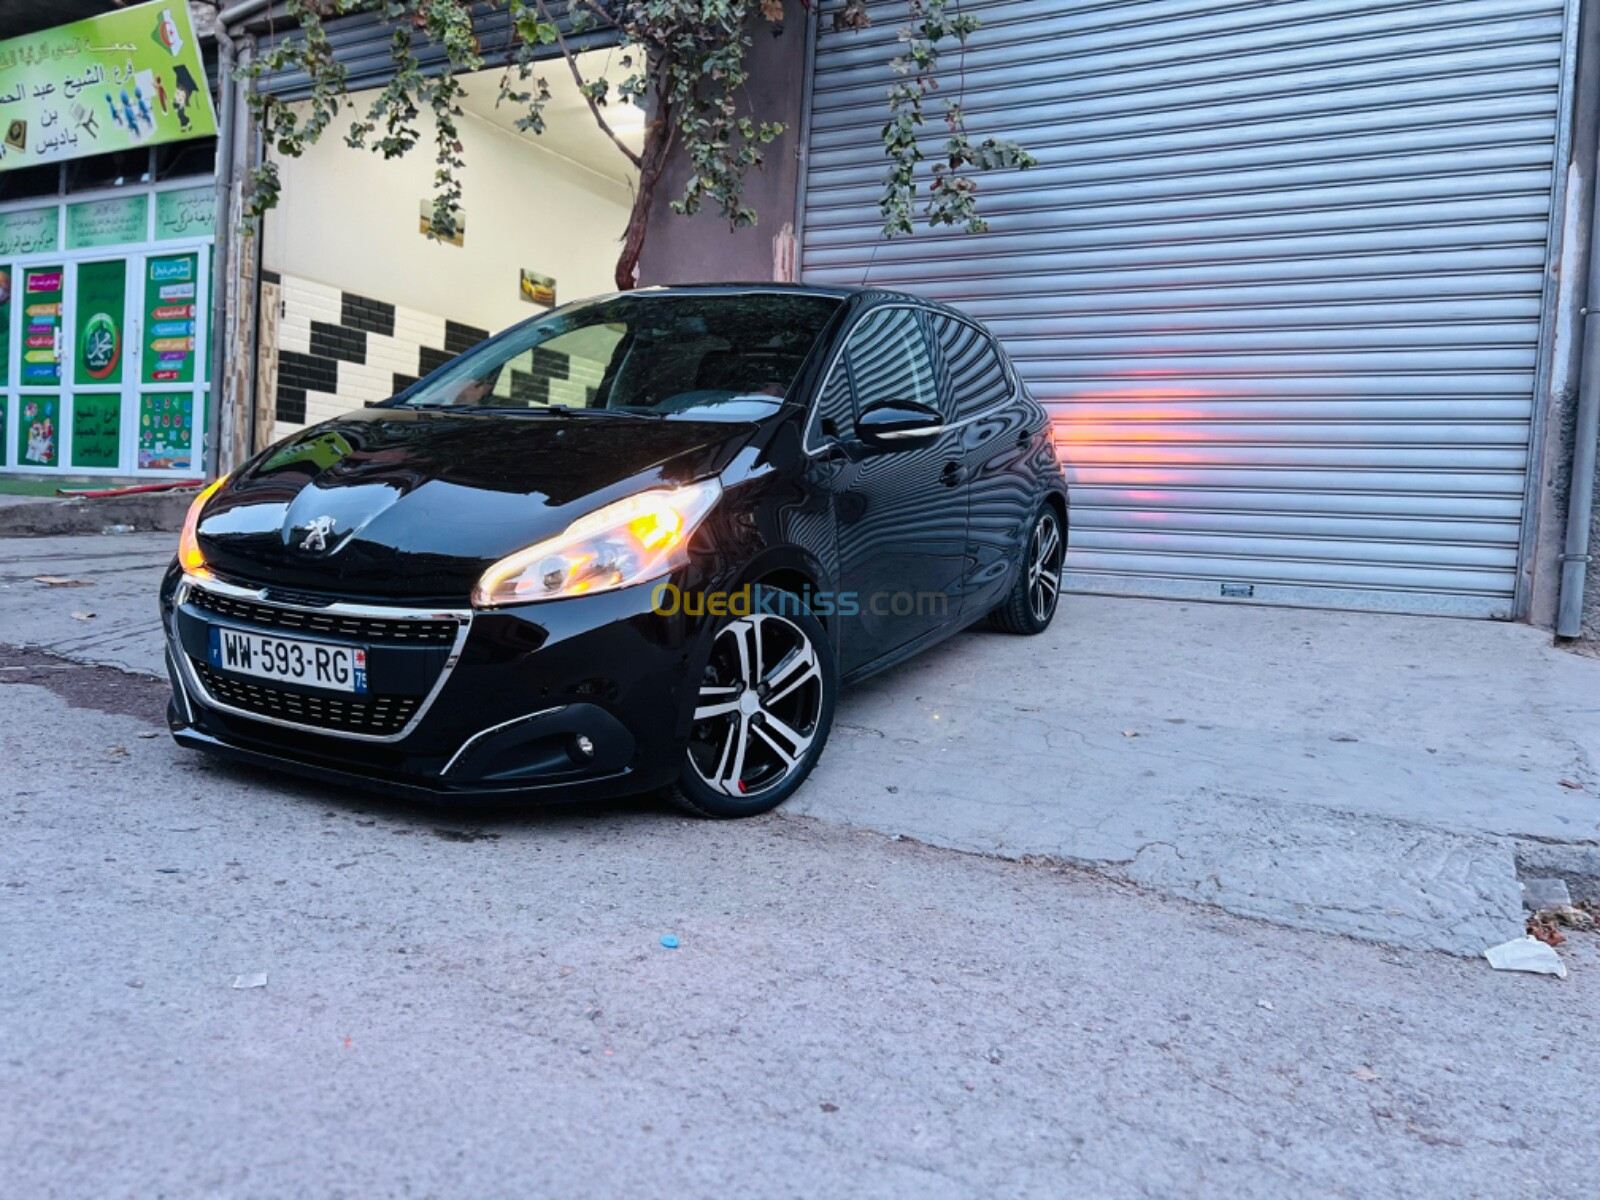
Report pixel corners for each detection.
[175,574,472,744]
[190,588,460,645]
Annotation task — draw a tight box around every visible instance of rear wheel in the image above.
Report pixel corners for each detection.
[990,506,1064,635]
[664,602,837,818]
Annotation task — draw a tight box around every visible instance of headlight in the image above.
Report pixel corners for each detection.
[472,478,722,607]
[177,474,229,576]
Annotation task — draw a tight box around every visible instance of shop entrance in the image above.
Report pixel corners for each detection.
[2,187,213,478]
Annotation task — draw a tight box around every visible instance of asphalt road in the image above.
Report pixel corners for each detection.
[2,655,1597,1198]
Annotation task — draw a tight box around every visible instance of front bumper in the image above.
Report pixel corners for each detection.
[161,567,700,800]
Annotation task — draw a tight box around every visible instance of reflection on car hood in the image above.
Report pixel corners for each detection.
[196,407,760,599]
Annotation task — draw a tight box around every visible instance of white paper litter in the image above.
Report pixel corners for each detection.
[231,972,268,989]
[1483,937,1567,978]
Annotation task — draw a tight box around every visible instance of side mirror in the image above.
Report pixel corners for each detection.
[857,399,944,450]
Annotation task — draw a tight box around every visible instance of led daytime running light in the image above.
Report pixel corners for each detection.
[177,474,229,576]
[472,479,721,607]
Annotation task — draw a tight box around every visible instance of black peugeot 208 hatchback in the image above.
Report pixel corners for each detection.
[161,285,1069,817]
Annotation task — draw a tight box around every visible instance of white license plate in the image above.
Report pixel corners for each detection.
[208,627,368,693]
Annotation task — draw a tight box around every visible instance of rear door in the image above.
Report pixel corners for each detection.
[930,313,1039,616]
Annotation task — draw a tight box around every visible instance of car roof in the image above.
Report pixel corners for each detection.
[631,283,978,323]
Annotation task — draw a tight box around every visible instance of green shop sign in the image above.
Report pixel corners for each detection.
[0,206,59,256]
[156,185,214,240]
[67,195,148,249]
[0,0,218,173]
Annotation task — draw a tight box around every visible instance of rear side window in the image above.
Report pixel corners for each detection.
[931,314,1013,421]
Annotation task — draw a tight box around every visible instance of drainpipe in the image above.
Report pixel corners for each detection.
[1558,6,1600,638]
[218,0,273,26]
[204,29,237,481]
[200,0,277,479]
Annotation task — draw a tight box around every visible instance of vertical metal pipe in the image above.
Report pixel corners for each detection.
[1557,1,1600,637]
[204,30,238,481]
[789,2,820,284]
[1558,266,1600,636]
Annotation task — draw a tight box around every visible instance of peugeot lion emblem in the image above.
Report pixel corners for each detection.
[298,515,337,552]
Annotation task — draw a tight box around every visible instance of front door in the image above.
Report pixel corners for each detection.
[820,306,970,673]
[67,257,133,471]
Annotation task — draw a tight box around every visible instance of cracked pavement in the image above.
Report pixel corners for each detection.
[2,679,1597,1197]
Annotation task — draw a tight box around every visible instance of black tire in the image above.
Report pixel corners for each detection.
[663,598,837,818]
[990,505,1065,635]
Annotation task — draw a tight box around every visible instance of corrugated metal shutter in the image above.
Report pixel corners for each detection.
[256,1,616,99]
[800,0,1578,617]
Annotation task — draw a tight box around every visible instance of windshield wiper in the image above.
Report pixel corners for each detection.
[477,405,666,420]
[397,403,667,418]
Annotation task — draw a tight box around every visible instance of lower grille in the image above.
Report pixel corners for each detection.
[194,663,420,737]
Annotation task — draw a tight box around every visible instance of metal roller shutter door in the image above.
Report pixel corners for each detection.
[254,1,614,99]
[799,0,1578,617]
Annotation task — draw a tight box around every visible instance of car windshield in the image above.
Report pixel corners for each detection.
[390,292,842,417]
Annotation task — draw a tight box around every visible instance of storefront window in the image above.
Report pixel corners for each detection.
[155,138,218,183]
[66,149,154,193]
[0,164,61,203]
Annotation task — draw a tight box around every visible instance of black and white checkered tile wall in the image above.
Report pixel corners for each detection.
[266,271,490,440]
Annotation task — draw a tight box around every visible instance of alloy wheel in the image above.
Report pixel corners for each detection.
[688,614,825,798]
[1027,512,1064,624]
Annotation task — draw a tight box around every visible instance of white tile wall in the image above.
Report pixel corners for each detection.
[271,273,458,441]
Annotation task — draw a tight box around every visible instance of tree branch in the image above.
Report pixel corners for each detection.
[531,0,643,170]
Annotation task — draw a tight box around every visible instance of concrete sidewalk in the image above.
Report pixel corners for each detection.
[0,490,192,538]
[3,533,1596,955]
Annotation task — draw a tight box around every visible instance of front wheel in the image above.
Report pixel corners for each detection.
[664,602,837,818]
[990,506,1065,635]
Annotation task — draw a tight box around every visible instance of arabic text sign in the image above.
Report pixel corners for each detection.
[0,1,218,172]
[0,206,59,256]
[156,184,214,240]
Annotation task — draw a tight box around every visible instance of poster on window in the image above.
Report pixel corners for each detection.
[22,265,63,384]
[138,391,191,470]
[142,252,197,384]
[75,259,126,386]
[70,393,121,468]
[0,264,10,374]
[18,395,58,466]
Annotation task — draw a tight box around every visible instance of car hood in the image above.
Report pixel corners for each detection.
[196,408,759,600]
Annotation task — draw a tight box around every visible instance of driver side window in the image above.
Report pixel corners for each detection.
[846,308,938,417]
